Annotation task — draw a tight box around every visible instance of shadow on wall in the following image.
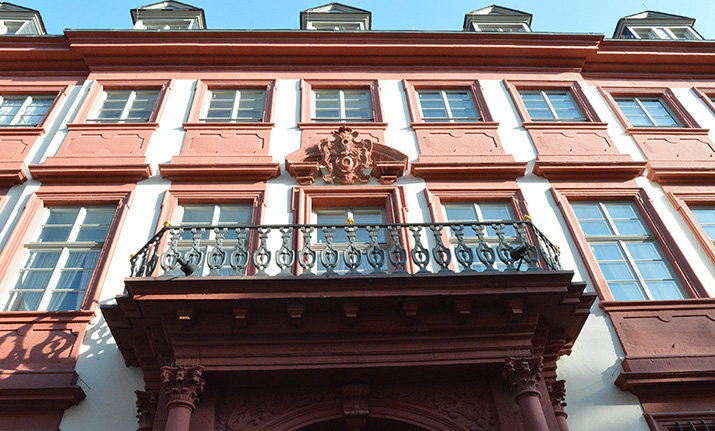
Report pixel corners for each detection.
[59,303,144,430]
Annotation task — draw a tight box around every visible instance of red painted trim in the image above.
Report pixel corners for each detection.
[665,185,715,269]
[504,79,601,123]
[299,79,384,124]
[551,184,706,301]
[402,79,494,123]
[185,79,276,124]
[598,86,701,129]
[71,78,172,124]
[693,86,715,117]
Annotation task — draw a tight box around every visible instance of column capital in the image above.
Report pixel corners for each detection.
[547,380,568,416]
[503,356,544,401]
[161,365,206,410]
[136,390,158,431]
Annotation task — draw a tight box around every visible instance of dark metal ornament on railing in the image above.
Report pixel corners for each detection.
[133,219,562,279]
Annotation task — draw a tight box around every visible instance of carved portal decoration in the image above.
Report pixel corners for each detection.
[136,390,159,431]
[319,126,373,185]
[503,356,544,399]
[343,384,369,431]
[371,384,497,431]
[161,365,205,408]
[216,388,340,431]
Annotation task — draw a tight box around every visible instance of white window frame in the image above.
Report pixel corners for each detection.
[311,89,373,122]
[175,204,253,276]
[138,19,197,30]
[615,96,682,127]
[690,206,715,243]
[313,207,387,273]
[0,95,54,127]
[417,90,481,122]
[626,26,699,40]
[1,206,115,312]
[200,89,266,123]
[519,90,587,122]
[573,201,685,301]
[0,19,36,35]
[88,90,159,123]
[472,23,529,32]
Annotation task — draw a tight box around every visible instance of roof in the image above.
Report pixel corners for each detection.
[300,3,371,14]
[463,4,532,31]
[613,10,697,38]
[130,1,206,29]
[466,4,531,16]
[0,2,46,34]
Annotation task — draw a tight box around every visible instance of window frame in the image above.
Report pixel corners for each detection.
[87,89,161,124]
[692,86,715,118]
[0,94,56,127]
[613,96,683,128]
[72,79,172,125]
[311,88,374,123]
[665,186,715,269]
[0,84,68,131]
[0,186,134,314]
[625,26,700,40]
[403,79,493,124]
[1,206,116,312]
[153,184,267,277]
[504,80,601,125]
[186,79,276,125]
[552,185,705,302]
[299,79,384,125]
[598,86,700,131]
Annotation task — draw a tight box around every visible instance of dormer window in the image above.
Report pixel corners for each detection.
[463,5,532,33]
[131,1,206,30]
[613,11,702,40]
[300,3,371,31]
[0,3,46,35]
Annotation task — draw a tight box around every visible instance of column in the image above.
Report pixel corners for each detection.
[503,357,550,431]
[161,365,205,431]
[547,380,569,431]
[136,390,158,431]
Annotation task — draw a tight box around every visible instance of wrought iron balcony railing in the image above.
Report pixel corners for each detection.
[129,220,562,278]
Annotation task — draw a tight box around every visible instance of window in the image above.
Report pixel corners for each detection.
[175,204,253,276]
[518,90,586,121]
[88,90,159,123]
[625,26,698,40]
[0,19,38,35]
[690,207,715,242]
[572,201,685,301]
[417,90,480,122]
[614,97,680,127]
[2,206,115,312]
[314,207,386,273]
[472,23,529,32]
[443,202,521,271]
[0,95,54,126]
[201,89,266,122]
[312,89,373,122]
[140,19,197,30]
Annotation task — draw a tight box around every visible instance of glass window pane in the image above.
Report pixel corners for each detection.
[647,281,685,300]
[609,282,647,301]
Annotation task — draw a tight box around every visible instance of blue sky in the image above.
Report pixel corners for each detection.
[17,0,715,38]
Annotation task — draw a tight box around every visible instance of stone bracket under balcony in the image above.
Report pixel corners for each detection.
[102,270,595,393]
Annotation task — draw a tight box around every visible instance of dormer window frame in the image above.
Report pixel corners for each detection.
[624,25,700,40]
[0,4,46,36]
[469,22,530,33]
[136,18,198,30]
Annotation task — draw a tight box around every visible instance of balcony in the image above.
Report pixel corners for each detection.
[102,218,594,417]
[129,219,563,278]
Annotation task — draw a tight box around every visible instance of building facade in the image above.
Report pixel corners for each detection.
[0,2,714,431]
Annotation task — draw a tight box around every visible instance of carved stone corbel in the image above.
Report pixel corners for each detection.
[135,390,158,431]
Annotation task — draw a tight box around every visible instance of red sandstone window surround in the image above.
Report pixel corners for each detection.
[298,79,384,126]
[552,185,705,302]
[599,86,700,131]
[692,86,715,117]
[504,80,602,124]
[402,79,493,124]
[72,79,172,125]
[664,185,715,268]
[185,79,276,124]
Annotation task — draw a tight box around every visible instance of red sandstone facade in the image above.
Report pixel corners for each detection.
[0,5,713,431]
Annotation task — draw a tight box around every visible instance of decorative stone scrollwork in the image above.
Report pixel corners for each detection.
[343,384,369,431]
[503,356,544,401]
[136,390,158,431]
[161,365,206,409]
[547,380,567,414]
[319,126,373,185]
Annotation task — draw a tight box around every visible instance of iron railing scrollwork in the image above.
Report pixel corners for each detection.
[129,220,562,278]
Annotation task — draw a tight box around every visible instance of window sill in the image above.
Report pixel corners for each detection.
[522,121,608,130]
[599,297,715,313]
[183,122,274,131]
[624,126,709,135]
[66,122,159,131]
[410,121,498,130]
[0,126,45,136]
[0,309,96,323]
[298,122,387,130]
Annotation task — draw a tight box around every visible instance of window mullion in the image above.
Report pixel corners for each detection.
[541,91,559,120]
[36,247,70,311]
[339,90,346,120]
[441,91,454,122]
[10,96,32,125]
[619,239,654,300]
[120,91,136,121]
[634,98,658,126]
[231,90,241,120]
